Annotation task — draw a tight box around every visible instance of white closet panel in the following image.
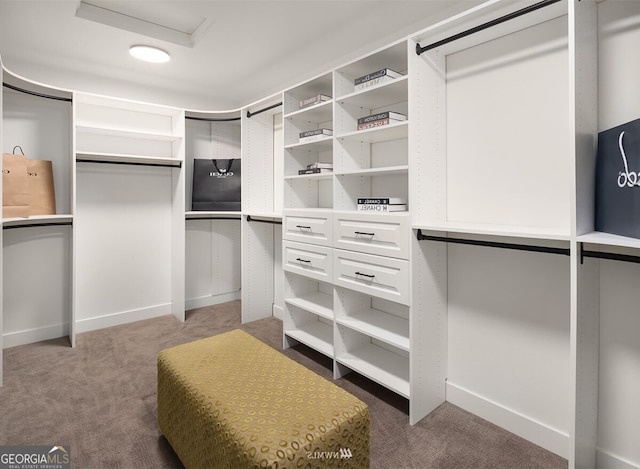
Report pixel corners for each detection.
[446,242,570,456]
[445,16,570,233]
[75,164,172,330]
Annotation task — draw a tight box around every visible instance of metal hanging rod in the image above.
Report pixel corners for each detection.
[416,229,570,256]
[415,0,561,56]
[76,158,181,169]
[246,102,282,118]
[186,116,241,122]
[580,243,640,265]
[3,82,73,102]
[246,215,282,225]
[3,221,73,230]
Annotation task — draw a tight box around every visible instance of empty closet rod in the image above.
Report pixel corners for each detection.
[580,243,640,265]
[415,0,561,55]
[3,221,73,230]
[246,102,282,118]
[416,229,570,256]
[185,116,241,122]
[2,82,73,102]
[76,159,182,169]
[246,215,282,225]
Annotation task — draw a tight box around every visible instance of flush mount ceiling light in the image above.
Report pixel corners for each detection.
[129,45,170,63]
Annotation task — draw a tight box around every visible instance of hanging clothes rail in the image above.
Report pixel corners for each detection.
[580,243,640,265]
[416,229,570,256]
[187,216,242,221]
[246,102,282,118]
[246,215,282,225]
[3,82,73,102]
[185,116,241,122]
[415,0,561,55]
[3,221,73,230]
[75,158,181,169]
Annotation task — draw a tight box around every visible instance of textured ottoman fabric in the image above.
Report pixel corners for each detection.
[157,329,370,468]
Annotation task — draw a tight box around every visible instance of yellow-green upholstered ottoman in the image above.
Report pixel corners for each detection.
[157,329,370,468]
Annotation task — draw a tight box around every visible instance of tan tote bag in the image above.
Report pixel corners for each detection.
[27,158,57,216]
[2,148,29,218]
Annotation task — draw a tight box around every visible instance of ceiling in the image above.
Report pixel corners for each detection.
[0,0,484,111]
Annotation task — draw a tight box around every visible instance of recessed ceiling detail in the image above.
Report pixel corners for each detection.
[75,0,212,47]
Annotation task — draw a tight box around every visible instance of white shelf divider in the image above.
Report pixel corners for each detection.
[284,290,333,320]
[285,321,334,356]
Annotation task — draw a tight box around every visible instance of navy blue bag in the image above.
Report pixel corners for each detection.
[595,118,640,239]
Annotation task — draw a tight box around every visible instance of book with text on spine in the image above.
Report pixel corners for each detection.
[299,128,333,143]
[298,168,333,175]
[357,204,407,212]
[299,94,331,109]
[356,111,407,131]
[357,197,406,205]
[354,68,403,91]
[307,162,333,169]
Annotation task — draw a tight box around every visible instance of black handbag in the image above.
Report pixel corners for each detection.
[192,159,241,211]
[595,117,640,239]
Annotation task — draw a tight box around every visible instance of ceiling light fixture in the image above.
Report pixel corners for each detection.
[129,45,170,63]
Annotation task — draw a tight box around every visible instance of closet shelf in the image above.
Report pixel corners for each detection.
[285,322,334,357]
[284,100,333,121]
[186,211,241,220]
[285,291,333,320]
[577,231,640,250]
[335,165,408,177]
[76,125,182,142]
[336,343,410,398]
[76,152,182,167]
[412,221,571,242]
[337,121,408,143]
[336,309,409,352]
[285,137,333,151]
[337,76,408,108]
[284,172,334,181]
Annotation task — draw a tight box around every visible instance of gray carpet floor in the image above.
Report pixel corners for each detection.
[0,301,568,468]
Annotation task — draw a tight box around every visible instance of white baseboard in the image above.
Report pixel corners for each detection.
[75,303,172,333]
[185,291,241,311]
[3,323,70,348]
[446,381,569,459]
[597,448,640,469]
[272,303,284,320]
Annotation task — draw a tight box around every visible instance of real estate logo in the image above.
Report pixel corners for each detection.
[0,445,70,469]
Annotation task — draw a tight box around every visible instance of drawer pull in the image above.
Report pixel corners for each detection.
[355,271,375,279]
[354,231,375,236]
[296,258,311,263]
[296,225,312,230]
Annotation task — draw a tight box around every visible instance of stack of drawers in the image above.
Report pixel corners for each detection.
[282,208,411,398]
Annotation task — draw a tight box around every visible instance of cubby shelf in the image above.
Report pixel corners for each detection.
[285,291,333,320]
[336,308,409,352]
[335,165,408,177]
[284,100,333,121]
[285,322,334,356]
[336,343,410,398]
[284,137,333,151]
[185,211,241,220]
[336,121,408,143]
[337,76,408,108]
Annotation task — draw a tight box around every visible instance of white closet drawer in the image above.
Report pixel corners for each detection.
[333,211,409,259]
[333,249,409,305]
[283,210,332,246]
[283,240,332,282]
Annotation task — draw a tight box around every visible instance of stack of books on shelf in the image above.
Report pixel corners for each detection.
[298,162,333,175]
[299,128,332,143]
[354,68,403,91]
[299,94,331,109]
[357,111,407,130]
[357,197,407,212]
